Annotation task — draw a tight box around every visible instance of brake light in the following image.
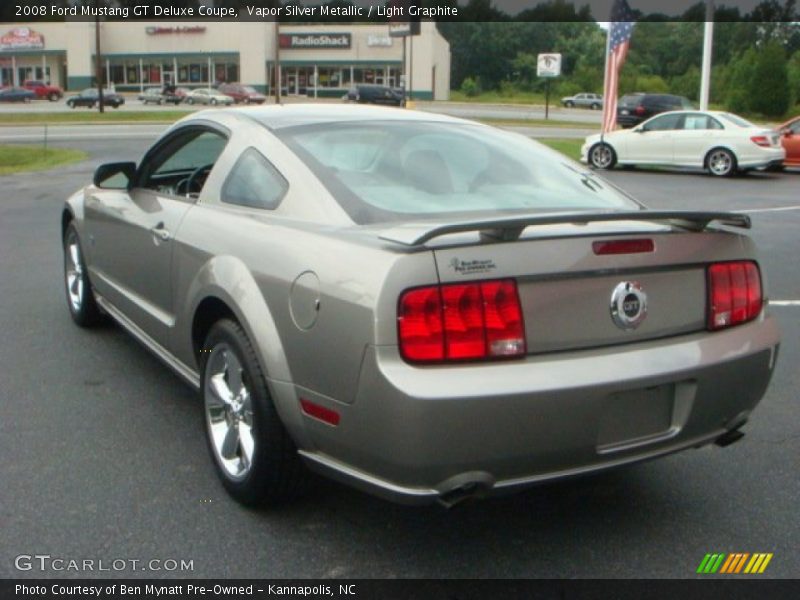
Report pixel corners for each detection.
[398,279,526,363]
[634,105,646,115]
[593,238,654,255]
[707,261,762,330]
[750,135,771,147]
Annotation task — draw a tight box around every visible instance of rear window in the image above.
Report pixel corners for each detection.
[619,95,641,106]
[719,113,755,128]
[277,121,640,225]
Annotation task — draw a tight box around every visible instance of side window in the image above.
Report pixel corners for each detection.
[790,121,800,135]
[683,115,723,130]
[221,148,288,210]
[645,113,682,131]
[139,128,228,196]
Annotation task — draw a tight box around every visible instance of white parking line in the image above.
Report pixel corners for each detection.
[770,301,800,306]
[733,206,800,214]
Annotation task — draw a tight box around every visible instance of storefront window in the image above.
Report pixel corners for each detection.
[109,65,124,85]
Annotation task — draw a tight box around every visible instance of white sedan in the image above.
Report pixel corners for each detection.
[582,110,785,177]
[185,88,234,106]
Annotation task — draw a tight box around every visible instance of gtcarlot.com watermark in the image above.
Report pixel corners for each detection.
[14,554,194,573]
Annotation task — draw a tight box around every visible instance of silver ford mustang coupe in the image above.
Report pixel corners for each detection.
[62,105,780,507]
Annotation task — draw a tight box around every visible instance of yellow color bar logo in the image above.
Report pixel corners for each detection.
[697,553,773,574]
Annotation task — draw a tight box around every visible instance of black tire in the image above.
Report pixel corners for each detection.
[564,101,574,108]
[68,101,75,109]
[187,98,194,105]
[705,148,737,177]
[48,93,59,102]
[201,319,308,506]
[591,103,600,110]
[589,143,617,170]
[63,222,103,327]
[210,98,218,106]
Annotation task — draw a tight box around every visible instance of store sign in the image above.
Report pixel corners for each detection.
[0,27,45,51]
[389,22,421,37]
[146,26,207,35]
[536,53,562,78]
[368,36,393,47]
[280,33,351,50]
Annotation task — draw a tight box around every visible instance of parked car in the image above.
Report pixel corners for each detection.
[217,83,267,104]
[185,88,234,106]
[0,86,36,103]
[775,116,800,169]
[345,84,404,106]
[617,93,693,128]
[561,92,603,109]
[23,79,63,101]
[61,105,779,507]
[66,88,125,109]
[582,110,785,177]
[138,87,167,105]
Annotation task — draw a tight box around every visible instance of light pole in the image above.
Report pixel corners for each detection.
[699,0,714,111]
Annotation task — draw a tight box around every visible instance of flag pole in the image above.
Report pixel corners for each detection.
[600,23,612,143]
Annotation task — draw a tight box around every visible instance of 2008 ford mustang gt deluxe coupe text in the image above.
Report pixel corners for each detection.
[62,105,780,507]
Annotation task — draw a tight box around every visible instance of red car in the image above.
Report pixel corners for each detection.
[777,116,800,168]
[217,83,266,104]
[23,80,63,101]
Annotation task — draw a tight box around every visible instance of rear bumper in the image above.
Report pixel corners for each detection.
[739,148,785,169]
[298,316,780,504]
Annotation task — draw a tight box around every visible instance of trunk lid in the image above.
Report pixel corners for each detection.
[426,220,750,355]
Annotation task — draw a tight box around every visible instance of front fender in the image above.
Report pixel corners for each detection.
[176,255,312,449]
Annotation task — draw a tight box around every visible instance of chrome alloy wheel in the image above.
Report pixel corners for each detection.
[708,150,734,176]
[205,345,255,480]
[590,144,614,169]
[65,232,84,313]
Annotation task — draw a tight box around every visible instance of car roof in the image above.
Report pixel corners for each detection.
[191,104,473,131]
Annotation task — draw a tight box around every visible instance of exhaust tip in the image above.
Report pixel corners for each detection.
[436,472,494,509]
[715,428,745,448]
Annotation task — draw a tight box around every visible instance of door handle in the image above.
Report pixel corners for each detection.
[150,222,171,242]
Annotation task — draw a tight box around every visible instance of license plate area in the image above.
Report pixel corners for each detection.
[596,384,677,452]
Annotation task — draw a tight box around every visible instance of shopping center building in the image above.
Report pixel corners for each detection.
[0,21,450,99]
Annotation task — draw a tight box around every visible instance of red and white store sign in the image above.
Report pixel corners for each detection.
[0,27,45,51]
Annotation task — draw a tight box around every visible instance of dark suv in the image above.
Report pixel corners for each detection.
[617,93,693,128]
[345,84,404,107]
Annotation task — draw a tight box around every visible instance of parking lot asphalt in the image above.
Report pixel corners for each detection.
[0,137,798,579]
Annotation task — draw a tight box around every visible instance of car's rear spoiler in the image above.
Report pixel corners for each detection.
[378,210,751,246]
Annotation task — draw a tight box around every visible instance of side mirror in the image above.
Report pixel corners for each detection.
[781,128,793,137]
[93,162,136,190]
[634,126,646,133]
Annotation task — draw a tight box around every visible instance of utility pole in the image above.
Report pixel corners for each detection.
[699,0,714,110]
[274,20,281,105]
[95,13,104,113]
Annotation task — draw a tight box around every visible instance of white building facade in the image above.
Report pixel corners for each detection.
[0,21,450,100]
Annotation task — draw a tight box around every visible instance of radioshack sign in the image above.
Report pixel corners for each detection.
[279,33,351,50]
[0,27,45,51]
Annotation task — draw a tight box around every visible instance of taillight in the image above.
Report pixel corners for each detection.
[750,135,771,147]
[634,105,646,115]
[398,279,526,363]
[707,261,762,330]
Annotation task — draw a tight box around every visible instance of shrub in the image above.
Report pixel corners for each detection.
[460,77,482,97]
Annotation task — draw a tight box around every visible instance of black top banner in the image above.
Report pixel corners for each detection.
[0,0,799,23]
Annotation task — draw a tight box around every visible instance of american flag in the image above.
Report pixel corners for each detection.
[601,0,636,134]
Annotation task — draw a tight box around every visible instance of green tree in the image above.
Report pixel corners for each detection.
[726,49,759,113]
[749,42,791,116]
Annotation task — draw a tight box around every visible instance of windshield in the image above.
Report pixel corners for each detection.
[719,113,755,128]
[277,121,640,225]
